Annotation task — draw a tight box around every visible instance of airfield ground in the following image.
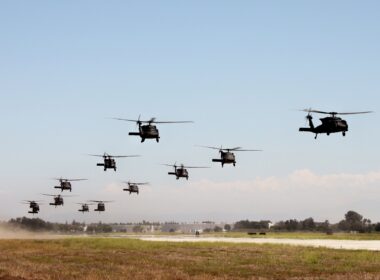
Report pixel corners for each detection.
[1,236,380,279]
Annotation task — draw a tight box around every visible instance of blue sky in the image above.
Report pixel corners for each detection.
[0,1,379,223]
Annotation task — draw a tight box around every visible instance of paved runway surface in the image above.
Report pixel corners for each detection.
[138,236,380,251]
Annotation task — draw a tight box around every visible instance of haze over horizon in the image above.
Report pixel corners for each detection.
[1,1,379,223]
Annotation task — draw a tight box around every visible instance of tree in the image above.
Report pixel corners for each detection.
[338,211,372,233]
[224,224,232,231]
[214,226,223,232]
[133,225,144,233]
[301,218,316,231]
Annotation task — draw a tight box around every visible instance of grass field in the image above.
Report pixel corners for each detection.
[1,238,380,279]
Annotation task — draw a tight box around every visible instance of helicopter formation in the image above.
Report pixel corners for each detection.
[23,111,372,215]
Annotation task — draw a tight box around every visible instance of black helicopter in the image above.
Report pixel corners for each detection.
[42,194,74,207]
[54,178,87,192]
[89,200,113,212]
[113,116,193,143]
[163,163,209,180]
[123,181,149,195]
[89,153,140,171]
[199,146,262,167]
[299,109,373,139]
[77,203,94,213]
[22,200,41,214]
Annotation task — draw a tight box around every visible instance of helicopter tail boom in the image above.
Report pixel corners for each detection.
[212,159,223,163]
[168,172,176,176]
[129,132,140,136]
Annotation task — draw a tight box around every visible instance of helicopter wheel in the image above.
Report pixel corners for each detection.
[156,138,159,143]
[104,168,106,171]
[114,167,117,171]
[186,177,189,180]
[141,138,145,143]
[343,132,346,137]
[233,163,236,167]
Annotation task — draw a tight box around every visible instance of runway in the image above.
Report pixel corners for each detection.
[138,236,380,251]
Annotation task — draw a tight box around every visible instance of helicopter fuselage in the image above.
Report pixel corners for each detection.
[79,205,89,212]
[97,158,117,171]
[55,181,72,192]
[130,125,160,142]
[213,152,236,167]
[50,196,64,207]
[28,203,40,214]
[300,116,348,139]
[124,185,139,194]
[94,203,106,212]
[169,168,189,180]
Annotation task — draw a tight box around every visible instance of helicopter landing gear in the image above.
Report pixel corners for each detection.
[186,176,189,180]
[176,177,179,180]
[104,167,107,171]
[343,132,346,137]
[233,162,236,167]
[327,133,330,136]
[314,134,318,139]
[222,163,224,168]
[156,137,160,143]
[114,167,117,171]
[141,138,145,143]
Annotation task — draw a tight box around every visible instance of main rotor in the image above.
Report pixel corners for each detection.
[199,145,262,153]
[89,153,140,159]
[113,115,193,126]
[301,109,373,118]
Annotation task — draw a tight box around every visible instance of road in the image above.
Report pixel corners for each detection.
[138,236,380,251]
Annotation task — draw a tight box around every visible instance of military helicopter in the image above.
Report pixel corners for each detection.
[113,116,193,143]
[54,178,87,192]
[199,146,262,167]
[42,194,75,207]
[22,200,41,214]
[123,181,149,195]
[89,153,140,171]
[89,200,113,212]
[299,109,373,139]
[163,163,209,180]
[77,203,94,213]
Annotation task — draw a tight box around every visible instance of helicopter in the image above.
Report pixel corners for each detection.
[22,200,41,214]
[123,181,149,195]
[54,178,87,192]
[42,194,74,207]
[89,200,113,212]
[113,116,193,143]
[299,109,373,139]
[199,146,262,167]
[89,153,140,171]
[77,203,94,213]
[163,163,209,180]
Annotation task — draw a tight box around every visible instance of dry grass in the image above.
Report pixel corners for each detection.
[0,238,380,279]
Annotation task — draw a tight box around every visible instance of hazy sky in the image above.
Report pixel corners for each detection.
[1,1,379,223]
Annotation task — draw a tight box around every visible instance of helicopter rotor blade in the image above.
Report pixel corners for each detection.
[335,111,373,115]
[196,145,221,150]
[182,166,210,169]
[301,109,373,116]
[112,155,141,158]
